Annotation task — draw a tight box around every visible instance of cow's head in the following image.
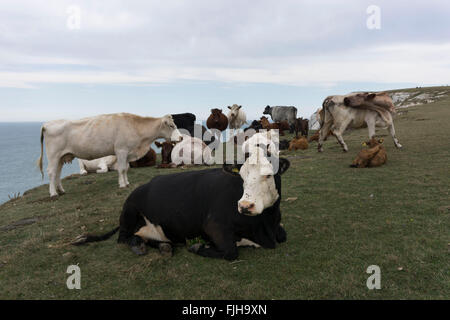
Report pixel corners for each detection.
[263,105,272,115]
[160,115,182,142]
[363,138,384,148]
[155,140,178,164]
[223,147,290,216]
[210,108,224,124]
[227,104,242,119]
[343,92,373,108]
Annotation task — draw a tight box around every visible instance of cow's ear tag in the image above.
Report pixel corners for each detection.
[362,142,367,146]
[232,168,240,173]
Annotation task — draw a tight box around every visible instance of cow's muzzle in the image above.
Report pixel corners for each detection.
[238,201,256,215]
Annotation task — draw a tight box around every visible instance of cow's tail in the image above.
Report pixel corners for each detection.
[37,126,45,179]
[71,226,120,246]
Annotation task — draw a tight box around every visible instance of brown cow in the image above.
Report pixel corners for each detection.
[206,109,228,132]
[294,117,309,138]
[260,116,288,136]
[129,148,157,168]
[350,138,387,168]
[155,141,177,168]
[288,136,309,151]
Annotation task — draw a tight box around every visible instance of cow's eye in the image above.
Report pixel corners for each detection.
[265,175,271,179]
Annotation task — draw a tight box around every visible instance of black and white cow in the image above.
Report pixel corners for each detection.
[72,148,290,260]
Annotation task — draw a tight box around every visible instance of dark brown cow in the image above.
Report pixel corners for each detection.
[129,148,157,168]
[260,116,288,136]
[294,117,309,138]
[206,109,228,132]
[155,141,177,168]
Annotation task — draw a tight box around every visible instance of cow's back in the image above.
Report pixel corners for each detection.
[125,168,243,242]
[272,106,297,124]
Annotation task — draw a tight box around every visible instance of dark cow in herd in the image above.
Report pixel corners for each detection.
[295,117,309,138]
[73,150,290,261]
[206,108,228,132]
[171,113,196,132]
[129,148,156,168]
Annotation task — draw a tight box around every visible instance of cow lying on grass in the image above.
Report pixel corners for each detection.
[350,138,387,168]
[78,156,123,175]
[72,146,290,260]
[288,136,309,151]
[129,148,157,168]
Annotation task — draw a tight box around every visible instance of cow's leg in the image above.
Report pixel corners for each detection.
[333,118,352,152]
[78,159,88,175]
[366,117,376,139]
[188,221,238,260]
[47,157,61,197]
[275,224,287,243]
[115,151,129,188]
[56,159,65,194]
[96,160,108,174]
[388,122,402,148]
[318,120,333,152]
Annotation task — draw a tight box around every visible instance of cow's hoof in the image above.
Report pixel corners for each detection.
[188,243,203,253]
[50,194,58,199]
[80,170,88,176]
[159,242,173,256]
[131,243,147,256]
[396,144,403,149]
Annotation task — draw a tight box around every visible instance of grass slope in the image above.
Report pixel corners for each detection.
[0,87,449,299]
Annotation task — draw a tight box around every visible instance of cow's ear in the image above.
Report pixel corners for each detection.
[343,97,351,106]
[155,141,162,148]
[238,105,242,109]
[278,158,290,175]
[223,163,242,176]
[227,106,231,109]
[367,93,376,100]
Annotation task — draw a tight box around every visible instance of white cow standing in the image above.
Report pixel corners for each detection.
[38,113,181,197]
[78,155,128,175]
[227,104,246,138]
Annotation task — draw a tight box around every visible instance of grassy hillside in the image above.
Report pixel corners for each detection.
[0,86,449,299]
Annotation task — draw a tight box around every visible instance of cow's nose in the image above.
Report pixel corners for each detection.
[238,201,255,214]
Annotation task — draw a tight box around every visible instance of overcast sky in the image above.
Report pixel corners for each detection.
[1,0,449,121]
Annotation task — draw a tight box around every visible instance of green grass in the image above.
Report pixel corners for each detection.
[0,86,449,299]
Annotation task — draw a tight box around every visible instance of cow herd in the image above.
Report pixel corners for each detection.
[37,91,402,260]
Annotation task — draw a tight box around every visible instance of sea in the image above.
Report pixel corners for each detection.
[0,121,245,205]
[0,122,80,204]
